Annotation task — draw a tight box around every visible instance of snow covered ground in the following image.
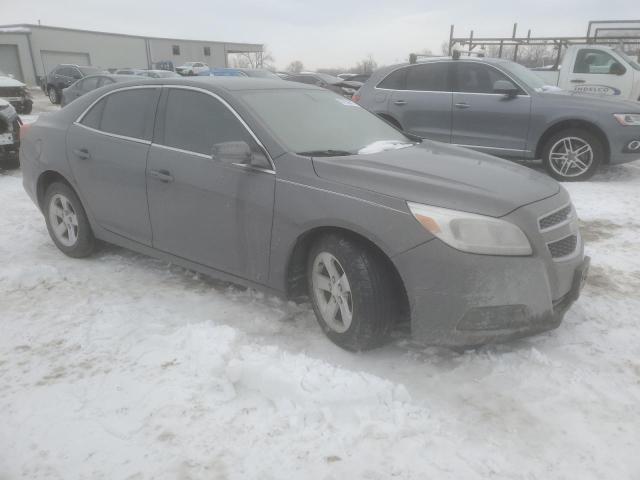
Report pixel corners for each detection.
[1,97,639,479]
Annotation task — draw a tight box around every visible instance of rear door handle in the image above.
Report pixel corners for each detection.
[570,79,586,84]
[393,100,407,106]
[72,148,91,160]
[148,169,174,183]
[455,102,470,109]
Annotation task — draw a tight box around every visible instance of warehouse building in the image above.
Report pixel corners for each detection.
[0,24,263,85]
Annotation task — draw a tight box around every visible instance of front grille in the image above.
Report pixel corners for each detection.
[548,235,578,259]
[539,205,572,230]
[0,87,24,98]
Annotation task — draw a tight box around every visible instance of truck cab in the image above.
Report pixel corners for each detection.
[534,45,640,101]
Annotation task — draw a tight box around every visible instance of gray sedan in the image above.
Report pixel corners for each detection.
[355,57,640,181]
[20,78,589,350]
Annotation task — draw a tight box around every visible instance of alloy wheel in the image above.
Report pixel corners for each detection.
[48,194,79,247]
[311,252,353,333]
[548,137,594,178]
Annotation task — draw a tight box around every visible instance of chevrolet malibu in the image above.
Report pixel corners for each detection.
[20,78,589,350]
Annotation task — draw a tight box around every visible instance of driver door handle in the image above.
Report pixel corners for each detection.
[570,79,586,84]
[393,100,407,106]
[72,148,91,160]
[148,169,174,183]
[455,102,470,109]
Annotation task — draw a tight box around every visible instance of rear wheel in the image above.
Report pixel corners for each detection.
[44,182,96,257]
[307,234,398,351]
[542,129,603,181]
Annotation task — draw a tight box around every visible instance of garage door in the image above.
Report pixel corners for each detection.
[41,50,91,76]
[0,44,24,81]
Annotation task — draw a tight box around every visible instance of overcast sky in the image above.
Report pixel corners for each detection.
[2,0,634,69]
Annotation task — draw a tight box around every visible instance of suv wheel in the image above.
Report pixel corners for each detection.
[307,234,397,351]
[542,128,603,181]
[44,182,96,257]
[48,86,60,104]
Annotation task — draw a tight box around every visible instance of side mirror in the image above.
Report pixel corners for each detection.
[212,141,252,164]
[316,80,327,87]
[609,62,625,76]
[493,79,519,97]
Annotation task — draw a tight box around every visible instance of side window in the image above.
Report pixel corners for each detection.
[80,76,99,91]
[574,49,625,75]
[98,77,115,87]
[161,89,264,162]
[80,88,158,140]
[377,68,407,90]
[58,67,73,78]
[455,63,514,94]
[204,46,211,56]
[70,68,83,80]
[405,63,450,91]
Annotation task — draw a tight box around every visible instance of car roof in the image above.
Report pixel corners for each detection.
[98,76,320,92]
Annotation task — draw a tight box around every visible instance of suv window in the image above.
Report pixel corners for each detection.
[574,49,625,75]
[57,67,76,78]
[405,63,450,91]
[455,62,515,94]
[80,88,158,140]
[377,68,407,89]
[161,89,261,160]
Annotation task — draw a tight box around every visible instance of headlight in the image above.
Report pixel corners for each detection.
[407,202,532,256]
[613,113,640,126]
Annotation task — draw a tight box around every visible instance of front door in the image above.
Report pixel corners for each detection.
[66,87,160,245]
[385,62,453,142]
[451,61,531,156]
[565,47,634,98]
[146,87,275,284]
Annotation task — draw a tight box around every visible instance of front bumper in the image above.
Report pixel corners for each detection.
[608,127,640,164]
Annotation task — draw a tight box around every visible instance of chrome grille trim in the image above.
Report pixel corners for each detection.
[547,234,579,260]
[538,203,573,232]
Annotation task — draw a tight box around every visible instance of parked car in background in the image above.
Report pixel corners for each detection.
[338,73,371,83]
[236,68,281,79]
[175,62,209,76]
[197,68,247,77]
[20,77,589,351]
[61,74,139,106]
[136,70,181,78]
[0,70,33,114]
[532,45,640,101]
[114,68,145,75]
[284,72,362,97]
[44,64,106,104]
[356,57,640,181]
[0,98,20,168]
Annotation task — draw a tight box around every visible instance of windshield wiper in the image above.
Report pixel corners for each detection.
[297,149,354,157]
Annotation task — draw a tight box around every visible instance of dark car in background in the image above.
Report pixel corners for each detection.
[61,74,139,106]
[284,72,362,97]
[44,64,106,104]
[0,69,33,114]
[0,98,21,168]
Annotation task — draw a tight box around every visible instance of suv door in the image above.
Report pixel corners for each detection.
[567,48,634,98]
[451,61,531,155]
[66,87,160,245]
[383,62,453,142]
[146,87,275,283]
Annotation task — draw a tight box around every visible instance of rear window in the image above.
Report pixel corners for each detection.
[377,68,407,89]
[80,88,159,140]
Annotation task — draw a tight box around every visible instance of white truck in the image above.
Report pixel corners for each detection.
[532,45,640,101]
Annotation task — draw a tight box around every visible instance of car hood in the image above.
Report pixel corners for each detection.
[0,76,25,88]
[312,142,560,217]
[539,89,640,111]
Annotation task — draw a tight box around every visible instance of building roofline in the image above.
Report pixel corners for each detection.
[0,23,263,49]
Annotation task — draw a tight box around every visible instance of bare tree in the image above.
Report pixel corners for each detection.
[441,41,450,55]
[229,46,275,70]
[355,54,377,74]
[286,60,304,73]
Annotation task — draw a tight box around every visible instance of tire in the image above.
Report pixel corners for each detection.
[307,234,398,351]
[43,182,96,258]
[20,102,33,115]
[542,128,603,181]
[48,86,60,104]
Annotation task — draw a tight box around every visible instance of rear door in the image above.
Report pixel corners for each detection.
[146,87,275,283]
[384,62,453,142]
[451,61,531,155]
[565,47,634,98]
[66,87,160,245]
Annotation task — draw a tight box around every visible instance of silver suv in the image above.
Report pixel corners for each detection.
[355,57,640,181]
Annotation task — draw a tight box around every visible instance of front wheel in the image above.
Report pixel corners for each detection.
[44,182,96,257]
[542,129,603,181]
[48,86,60,104]
[307,234,398,351]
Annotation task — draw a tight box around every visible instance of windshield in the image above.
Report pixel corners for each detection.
[240,89,414,155]
[615,49,640,71]
[497,61,549,90]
